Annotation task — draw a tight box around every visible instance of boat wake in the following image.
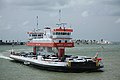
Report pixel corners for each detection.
[0,54,13,60]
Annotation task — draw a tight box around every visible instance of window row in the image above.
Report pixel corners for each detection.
[53,32,71,35]
[29,34,43,37]
[59,40,67,43]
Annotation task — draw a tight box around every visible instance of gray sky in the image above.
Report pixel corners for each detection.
[0,0,120,42]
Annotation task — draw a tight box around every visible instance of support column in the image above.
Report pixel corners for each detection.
[58,47,65,58]
[33,46,36,55]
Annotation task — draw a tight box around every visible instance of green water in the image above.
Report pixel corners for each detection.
[0,43,120,80]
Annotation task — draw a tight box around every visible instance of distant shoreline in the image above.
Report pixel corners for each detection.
[0,40,25,45]
[1,39,119,46]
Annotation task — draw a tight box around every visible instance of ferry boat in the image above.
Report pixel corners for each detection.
[10,15,104,72]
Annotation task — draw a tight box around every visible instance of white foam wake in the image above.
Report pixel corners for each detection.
[0,54,13,60]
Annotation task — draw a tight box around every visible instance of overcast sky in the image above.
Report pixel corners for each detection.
[0,0,120,42]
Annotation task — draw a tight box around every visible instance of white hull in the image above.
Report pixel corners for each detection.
[10,55,67,67]
[10,54,104,72]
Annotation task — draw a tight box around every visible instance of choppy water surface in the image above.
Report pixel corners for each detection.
[0,43,120,80]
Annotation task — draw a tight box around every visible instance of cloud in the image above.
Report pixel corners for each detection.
[6,0,96,11]
[0,16,2,18]
[0,24,14,31]
[81,11,89,17]
[102,0,120,6]
[101,0,120,16]
[111,11,120,16]
[0,0,4,9]
[0,16,2,22]
[4,24,12,30]
[115,18,120,23]
[1,0,120,16]
[7,0,73,11]
[87,0,94,5]
[22,21,29,26]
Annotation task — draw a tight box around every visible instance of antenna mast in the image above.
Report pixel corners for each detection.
[36,16,38,30]
[59,10,61,23]
[56,10,62,27]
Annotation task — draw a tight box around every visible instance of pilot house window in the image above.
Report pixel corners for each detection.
[65,40,67,43]
[59,40,61,43]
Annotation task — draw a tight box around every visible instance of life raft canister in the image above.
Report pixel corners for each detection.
[96,58,102,66]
